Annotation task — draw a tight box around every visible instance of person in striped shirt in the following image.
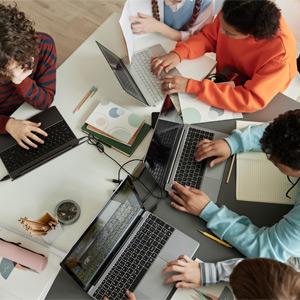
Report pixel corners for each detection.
[0,3,56,149]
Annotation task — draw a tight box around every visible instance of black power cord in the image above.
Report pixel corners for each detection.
[87,135,165,207]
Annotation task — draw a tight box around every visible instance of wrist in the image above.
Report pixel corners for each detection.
[170,51,181,63]
[5,118,15,134]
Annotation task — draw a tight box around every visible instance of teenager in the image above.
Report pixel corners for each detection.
[169,109,300,268]
[130,0,214,41]
[151,0,297,113]
[104,258,300,300]
[0,3,57,149]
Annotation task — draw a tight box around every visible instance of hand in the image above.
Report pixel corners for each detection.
[7,60,33,85]
[5,119,48,150]
[130,13,161,34]
[194,139,231,167]
[103,290,136,300]
[151,52,180,77]
[169,182,210,215]
[162,255,201,289]
[161,75,188,94]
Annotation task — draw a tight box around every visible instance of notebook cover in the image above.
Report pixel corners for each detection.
[82,123,151,157]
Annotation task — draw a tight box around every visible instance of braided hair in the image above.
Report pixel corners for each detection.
[151,0,202,30]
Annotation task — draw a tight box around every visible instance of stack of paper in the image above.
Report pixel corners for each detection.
[236,121,296,205]
[86,101,145,146]
[82,101,151,156]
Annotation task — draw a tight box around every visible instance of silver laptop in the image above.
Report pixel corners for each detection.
[61,176,199,300]
[144,96,227,201]
[96,41,180,106]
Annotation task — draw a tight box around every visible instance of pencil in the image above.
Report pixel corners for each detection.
[73,86,97,113]
[198,230,232,248]
[226,154,236,184]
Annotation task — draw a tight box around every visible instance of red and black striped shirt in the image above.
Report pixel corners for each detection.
[0,32,57,133]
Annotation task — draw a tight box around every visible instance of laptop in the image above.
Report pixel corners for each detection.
[61,176,199,300]
[0,106,79,180]
[144,96,227,201]
[96,41,180,107]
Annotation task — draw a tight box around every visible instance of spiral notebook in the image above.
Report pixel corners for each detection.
[236,121,296,205]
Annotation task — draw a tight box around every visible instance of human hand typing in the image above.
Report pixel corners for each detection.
[194,139,231,168]
[162,255,201,288]
[5,119,47,150]
[169,182,210,215]
[151,52,180,77]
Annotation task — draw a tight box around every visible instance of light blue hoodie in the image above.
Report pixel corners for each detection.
[199,124,300,264]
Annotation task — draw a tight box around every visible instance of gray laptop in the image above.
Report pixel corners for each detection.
[144,96,227,201]
[61,176,199,300]
[96,41,180,106]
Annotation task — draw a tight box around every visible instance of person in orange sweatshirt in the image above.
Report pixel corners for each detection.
[151,0,297,113]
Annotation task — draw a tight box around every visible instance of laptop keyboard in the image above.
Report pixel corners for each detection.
[0,121,76,172]
[131,50,164,104]
[76,200,140,284]
[92,214,175,300]
[174,128,214,189]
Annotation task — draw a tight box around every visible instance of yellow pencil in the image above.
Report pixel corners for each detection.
[198,230,232,248]
[73,86,97,113]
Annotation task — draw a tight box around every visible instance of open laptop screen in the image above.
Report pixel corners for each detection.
[61,177,143,291]
[144,96,183,187]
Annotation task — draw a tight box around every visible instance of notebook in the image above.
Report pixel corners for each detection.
[236,121,296,205]
[82,123,151,157]
[86,102,145,145]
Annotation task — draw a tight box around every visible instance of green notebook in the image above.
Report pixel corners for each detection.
[82,123,151,157]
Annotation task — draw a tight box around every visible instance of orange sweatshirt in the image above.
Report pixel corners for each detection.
[173,14,297,112]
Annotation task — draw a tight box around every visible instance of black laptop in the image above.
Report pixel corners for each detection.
[144,96,227,201]
[0,106,79,180]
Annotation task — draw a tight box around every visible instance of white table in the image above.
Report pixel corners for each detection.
[0,13,214,299]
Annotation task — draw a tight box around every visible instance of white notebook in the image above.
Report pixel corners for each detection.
[236,121,296,205]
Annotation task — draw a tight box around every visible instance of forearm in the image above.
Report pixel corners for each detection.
[200,258,243,286]
[14,77,55,110]
[200,201,300,262]
[225,124,267,154]
[158,22,181,41]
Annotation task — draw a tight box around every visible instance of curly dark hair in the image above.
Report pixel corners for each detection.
[260,109,300,170]
[221,0,281,39]
[0,3,38,74]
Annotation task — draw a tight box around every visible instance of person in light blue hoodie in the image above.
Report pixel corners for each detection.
[169,109,300,269]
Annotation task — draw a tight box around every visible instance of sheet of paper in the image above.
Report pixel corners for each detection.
[179,93,242,124]
[119,1,135,63]
[236,120,296,205]
[0,227,60,300]
[119,0,152,63]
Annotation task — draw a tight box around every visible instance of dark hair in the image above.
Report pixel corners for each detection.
[297,55,300,74]
[151,0,202,30]
[260,109,300,170]
[230,258,300,300]
[0,3,38,74]
[222,0,281,39]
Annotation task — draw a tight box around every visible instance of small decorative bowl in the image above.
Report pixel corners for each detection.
[54,200,81,225]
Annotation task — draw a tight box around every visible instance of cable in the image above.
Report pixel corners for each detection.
[286,176,300,199]
[87,135,165,202]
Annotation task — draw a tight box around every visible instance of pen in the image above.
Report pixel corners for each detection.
[73,86,97,113]
[226,154,236,184]
[198,230,232,248]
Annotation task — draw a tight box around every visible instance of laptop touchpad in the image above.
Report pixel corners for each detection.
[135,257,170,300]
